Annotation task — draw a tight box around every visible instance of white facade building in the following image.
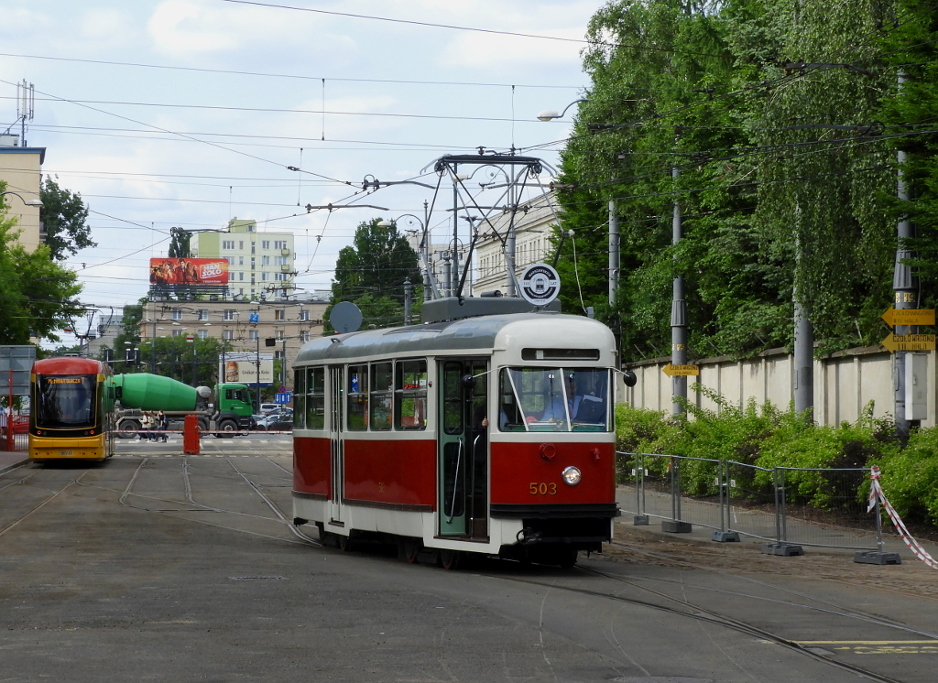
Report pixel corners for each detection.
[474,192,558,295]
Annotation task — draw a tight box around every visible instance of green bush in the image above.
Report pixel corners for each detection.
[874,428,938,525]
[615,392,911,515]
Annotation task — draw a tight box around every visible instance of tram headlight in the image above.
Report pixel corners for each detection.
[561,466,582,486]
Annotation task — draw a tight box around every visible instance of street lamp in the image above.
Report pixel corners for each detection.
[0,190,42,207]
[536,98,589,122]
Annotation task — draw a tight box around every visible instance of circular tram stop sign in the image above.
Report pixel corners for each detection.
[519,263,561,307]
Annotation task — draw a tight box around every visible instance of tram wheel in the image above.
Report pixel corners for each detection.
[397,537,421,564]
[316,524,337,548]
[439,549,462,570]
[338,534,353,552]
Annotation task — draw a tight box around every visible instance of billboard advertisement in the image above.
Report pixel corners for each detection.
[149,258,229,286]
[220,353,274,386]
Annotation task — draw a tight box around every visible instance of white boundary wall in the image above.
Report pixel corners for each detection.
[620,346,935,428]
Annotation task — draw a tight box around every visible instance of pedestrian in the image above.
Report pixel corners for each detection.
[140,412,155,441]
[156,410,168,442]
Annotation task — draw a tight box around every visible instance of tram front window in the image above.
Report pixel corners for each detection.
[498,367,610,432]
[35,375,97,428]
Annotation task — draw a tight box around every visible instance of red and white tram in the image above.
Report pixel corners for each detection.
[291,302,619,568]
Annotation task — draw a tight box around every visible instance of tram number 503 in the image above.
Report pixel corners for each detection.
[529,482,558,495]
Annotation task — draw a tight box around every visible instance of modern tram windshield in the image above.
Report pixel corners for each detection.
[35,375,97,428]
[498,367,610,432]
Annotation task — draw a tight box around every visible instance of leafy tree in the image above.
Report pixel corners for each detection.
[555,0,911,360]
[724,0,896,354]
[125,336,225,387]
[0,210,83,344]
[878,0,938,309]
[168,228,192,258]
[328,218,422,330]
[39,176,95,261]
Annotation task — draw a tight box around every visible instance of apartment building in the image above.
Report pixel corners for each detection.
[191,218,296,301]
[0,134,44,251]
[139,296,329,382]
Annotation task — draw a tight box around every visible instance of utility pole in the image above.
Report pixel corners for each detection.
[609,200,619,307]
[894,74,918,440]
[670,166,687,415]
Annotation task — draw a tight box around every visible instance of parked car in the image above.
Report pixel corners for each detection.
[6,414,29,435]
[256,409,293,431]
[259,403,279,416]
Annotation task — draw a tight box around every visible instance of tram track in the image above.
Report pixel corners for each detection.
[0,467,94,539]
[110,452,320,546]
[604,538,938,636]
[477,562,914,683]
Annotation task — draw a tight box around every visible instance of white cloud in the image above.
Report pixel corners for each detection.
[439,28,585,71]
[147,0,355,62]
[80,9,135,42]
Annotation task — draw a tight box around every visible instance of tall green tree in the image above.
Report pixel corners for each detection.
[328,218,422,329]
[39,176,95,261]
[724,0,897,353]
[0,212,83,344]
[878,0,938,306]
[555,0,908,360]
[168,228,191,258]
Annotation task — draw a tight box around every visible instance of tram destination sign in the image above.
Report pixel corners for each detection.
[880,333,937,352]
[881,307,935,327]
[662,363,700,377]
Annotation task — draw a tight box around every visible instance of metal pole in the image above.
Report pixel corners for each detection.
[671,167,687,415]
[895,74,917,440]
[255,325,261,412]
[404,278,412,325]
[793,218,814,416]
[6,369,13,452]
[506,169,517,298]
[609,199,619,306]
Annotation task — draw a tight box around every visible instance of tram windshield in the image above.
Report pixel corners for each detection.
[35,375,97,428]
[498,367,610,432]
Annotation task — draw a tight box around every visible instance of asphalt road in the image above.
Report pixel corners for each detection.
[1,435,936,682]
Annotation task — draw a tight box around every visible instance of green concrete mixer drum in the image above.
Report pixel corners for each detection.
[110,373,201,412]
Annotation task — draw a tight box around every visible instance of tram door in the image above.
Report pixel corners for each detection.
[438,359,488,539]
[328,365,344,526]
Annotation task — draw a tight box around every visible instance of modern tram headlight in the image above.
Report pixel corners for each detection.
[561,466,582,486]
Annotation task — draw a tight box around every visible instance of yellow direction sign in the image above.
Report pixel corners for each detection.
[663,363,700,377]
[880,333,936,352]
[881,307,935,327]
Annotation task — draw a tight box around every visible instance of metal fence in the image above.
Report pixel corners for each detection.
[2,431,27,451]
[619,452,888,556]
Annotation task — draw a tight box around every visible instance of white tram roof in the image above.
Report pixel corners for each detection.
[295,311,615,364]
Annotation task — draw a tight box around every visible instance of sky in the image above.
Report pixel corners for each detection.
[0,0,598,343]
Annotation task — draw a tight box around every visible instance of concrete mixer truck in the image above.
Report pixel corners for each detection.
[107,373,256,438]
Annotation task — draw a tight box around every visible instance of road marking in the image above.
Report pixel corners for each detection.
[796,641,938,655]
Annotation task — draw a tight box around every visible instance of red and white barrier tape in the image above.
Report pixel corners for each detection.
[868,466,938,570]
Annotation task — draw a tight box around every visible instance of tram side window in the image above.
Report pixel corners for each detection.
[293,369,306,429]
[306,367,325,430]
[395,359,427,430]
[347,364,368,431]
[370,362,393,431]
[442,362,464,436]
